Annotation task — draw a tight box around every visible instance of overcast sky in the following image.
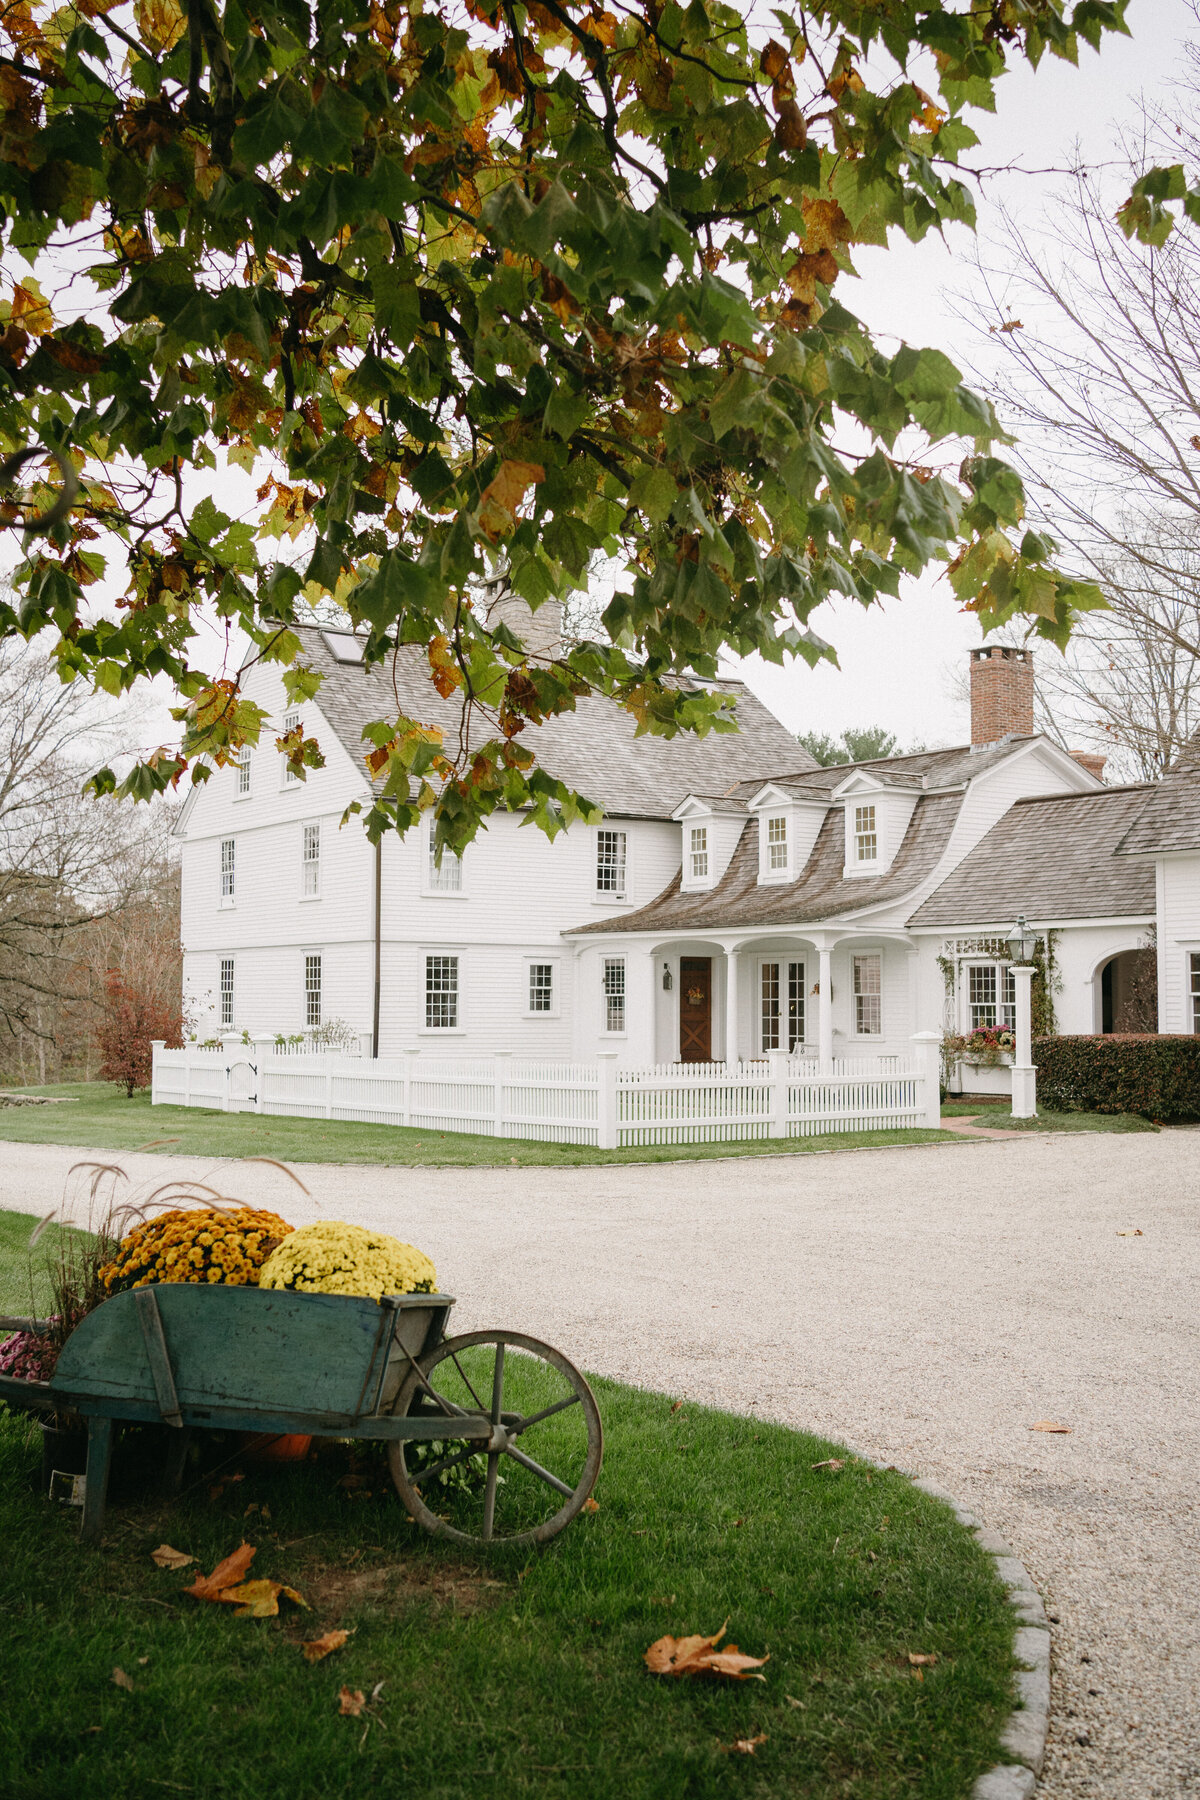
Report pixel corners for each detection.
[733,0,1193,751]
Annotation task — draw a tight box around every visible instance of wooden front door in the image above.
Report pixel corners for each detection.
[679,957,712,1062]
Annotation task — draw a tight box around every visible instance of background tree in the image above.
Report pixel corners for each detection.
[95,967,185,1098]
[796,725,903,765]
[0,0,1121,857]
[958,28,1200,776]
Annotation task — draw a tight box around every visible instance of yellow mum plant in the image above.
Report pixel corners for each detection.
[258,1222,436,1301]
[98,1209,293,1294]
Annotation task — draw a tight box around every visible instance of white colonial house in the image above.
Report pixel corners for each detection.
[176,624,1200,1077]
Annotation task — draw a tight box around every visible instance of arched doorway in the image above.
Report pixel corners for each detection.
[1099,948,1157,1033]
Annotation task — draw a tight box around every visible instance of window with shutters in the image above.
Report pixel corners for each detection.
[596,829,627,897]
[302,822,320,898]
[425,954,459,1029]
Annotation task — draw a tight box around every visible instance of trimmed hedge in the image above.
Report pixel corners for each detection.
[1033,1034,1200,1120]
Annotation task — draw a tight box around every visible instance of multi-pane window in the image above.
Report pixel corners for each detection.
[689,827,708,880]
[603,957,626,1032]
[427,817,463,891]
[1001,965,1016,1028]
[220,837,235,902]
[304,953,322,1027]
[282,709,300,785]
[967,963,1016,1030]
[219,958,234,1028]
[237,750,251,796]
[853,953,882,1035]
[596,829,627,897]
[767,815,788,871]
[302,822,321,897]
[425,954,459,1029]
[1191,953,1200,1033]
[761,961,805,1052]
[854,804,877,862]
[528,963,554,1014]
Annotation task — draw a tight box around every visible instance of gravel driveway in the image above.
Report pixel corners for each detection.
[2,1130,1197,1798]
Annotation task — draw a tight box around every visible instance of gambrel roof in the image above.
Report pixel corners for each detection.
[280,625,812,821]
[910,787,1157,926]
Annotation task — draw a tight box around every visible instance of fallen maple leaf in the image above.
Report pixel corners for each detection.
[111,1667,134,1692]
[1028,1421,1072,1433]
[582,1497,600,1514]
[645,1622,768,1682]
[722,1734,768,1755]
[302,1628,353,1663]
[670,1400,683,1414]
[811,1459,845,1472]
[185,1542,256,1600]
[221,1579,285,1618]
[338,1686,366,1716]
[150,1544,193,1570]
[908,1652,938,1666]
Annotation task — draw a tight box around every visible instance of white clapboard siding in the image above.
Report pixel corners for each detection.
[153,1043,939,1146]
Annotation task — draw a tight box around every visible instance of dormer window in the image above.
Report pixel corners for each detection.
[689,827,708,880]
[854,804,877,863]
[766,815,788,872]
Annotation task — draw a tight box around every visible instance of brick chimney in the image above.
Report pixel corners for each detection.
[970,646,1034,746]
[1071,750,1107,783]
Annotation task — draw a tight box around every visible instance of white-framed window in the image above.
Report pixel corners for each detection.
[965,962,1016,1031]
[220,837,235,904]
[304,952,322,1027]
[602,957,626,1033]
[854,804,877,863]
[426,954,459,1029]
[236,749,251,796]
[596,828,627,898]
[528,962,555,1014]
[219,957,235,1028]
[427,816,463,892]
[282,709,301,786]
[852,952,882,1036]
[760,960,805,1052]
[302,821,321,898]
[689,826,708,881]
[766,815,788,872]
[1192,953,1200,1033]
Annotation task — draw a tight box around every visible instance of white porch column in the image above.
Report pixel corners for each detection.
[724,948,739,1063]
[1010,964,1037,1118]
[817,945,833,1069]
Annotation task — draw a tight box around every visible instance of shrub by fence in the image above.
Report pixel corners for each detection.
[1033,1034,1200,1120]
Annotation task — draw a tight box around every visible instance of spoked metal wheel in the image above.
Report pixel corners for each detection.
[388,1330,603,1547]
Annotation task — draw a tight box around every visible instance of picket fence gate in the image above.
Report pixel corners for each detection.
[152,1036,942,1149]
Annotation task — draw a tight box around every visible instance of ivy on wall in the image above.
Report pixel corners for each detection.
[938,932,1061,1039]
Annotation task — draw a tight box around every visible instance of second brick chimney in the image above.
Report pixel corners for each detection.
[970,646,1034,746]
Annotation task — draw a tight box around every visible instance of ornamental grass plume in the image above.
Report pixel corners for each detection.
[98,1208,293,1293]
[258,1222,436,1301]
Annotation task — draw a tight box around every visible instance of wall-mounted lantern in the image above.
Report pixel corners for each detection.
[662,963,673,991]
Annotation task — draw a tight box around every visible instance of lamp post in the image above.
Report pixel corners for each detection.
[1006,913,1038,1119]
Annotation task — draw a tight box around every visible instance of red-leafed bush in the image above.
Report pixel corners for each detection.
[1034,1034,1200,1121]
[96,969,184,1097]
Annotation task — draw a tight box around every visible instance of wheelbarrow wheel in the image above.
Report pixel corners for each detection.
[387,1330,602,1548]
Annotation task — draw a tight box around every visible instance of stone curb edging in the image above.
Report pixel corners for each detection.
[910,1475,1050,1800]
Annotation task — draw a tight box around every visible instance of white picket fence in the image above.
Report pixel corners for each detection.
[152,1036,942,1149]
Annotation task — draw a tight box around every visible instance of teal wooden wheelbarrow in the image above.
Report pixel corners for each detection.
[1,1285,602,1549]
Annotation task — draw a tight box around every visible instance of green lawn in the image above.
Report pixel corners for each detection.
[0,1083,957,1167]
[941,1099,1156,1134]
[0,1193,1020,1800]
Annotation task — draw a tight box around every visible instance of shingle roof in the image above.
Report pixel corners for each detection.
[568,791,965,934]
[1116,761,1200,856]
[284,625,812,820]
[910,787,1157,927]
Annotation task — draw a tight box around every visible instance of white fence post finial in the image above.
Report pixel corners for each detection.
[910,1031,943,1130]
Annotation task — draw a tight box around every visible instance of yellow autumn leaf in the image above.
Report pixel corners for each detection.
[11,282,52,336]
[135,0,186,52]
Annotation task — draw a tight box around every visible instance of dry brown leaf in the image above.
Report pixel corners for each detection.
[670,1400,683,1414]
[111,1667,134,1692]
[221,1579,284,1618]
[582,1497,600,1514]
[907,1652,938,1666]
[1116,1229,1143,1236]
[302,1628,353,1663]
[811,1458,845,1472]
[723,1733,768,1755]
[644,1622,768,1682]
[1028,1421,1072,1433]
[338,1686,366,1716]
[185,1542,256,1600]
[150,1544,194,1570]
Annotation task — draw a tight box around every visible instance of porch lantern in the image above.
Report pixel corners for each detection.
[1005,914,1038,1120]
[662,963,673,991]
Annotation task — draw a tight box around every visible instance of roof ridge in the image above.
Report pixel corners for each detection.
[1011,783,1155,804]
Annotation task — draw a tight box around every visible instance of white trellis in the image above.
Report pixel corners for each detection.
[152,1034,942,1149]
